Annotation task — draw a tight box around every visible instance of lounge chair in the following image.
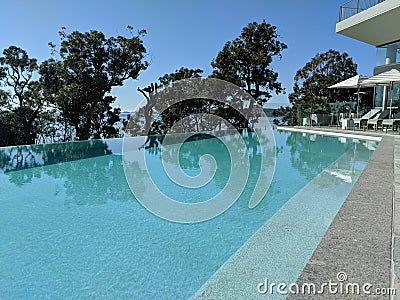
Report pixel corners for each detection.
[367,109,390,131]
[382,111,400,131]
[353,108,381,129]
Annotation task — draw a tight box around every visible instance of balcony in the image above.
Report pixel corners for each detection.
[339,0,386,21]
[374,62,400,75]
[336,0,400,46]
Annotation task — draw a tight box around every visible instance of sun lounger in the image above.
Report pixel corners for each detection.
[353,108,381,129]
[382,111,400,131]
[367,109,390,130]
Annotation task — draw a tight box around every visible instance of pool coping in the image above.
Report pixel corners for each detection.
[277,126,382,141]
[276,125,400,138]
[281,127,396,299]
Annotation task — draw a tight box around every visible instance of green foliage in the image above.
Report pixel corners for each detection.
[132,67,206,136]
[0,46,38,99]
[0,111,23,146]
[0,22,289,145]
[273,106,296,126]
[35,110,75,144]
[0,46,42,145]
[158,67,203,86]
[157,68,208,133]
[41,27,149,140]
[0,89,11,109]
[133,19,289,136]
[286,49,358,125]
[211,20,287,106]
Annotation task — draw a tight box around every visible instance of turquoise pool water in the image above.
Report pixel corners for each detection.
[0,130,377,299]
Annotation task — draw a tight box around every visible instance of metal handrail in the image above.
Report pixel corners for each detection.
[339,0,386,21]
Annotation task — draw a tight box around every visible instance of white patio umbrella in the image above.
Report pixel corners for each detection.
[361,69,400,86]
[328,75,369,118]
[361,69,400,118]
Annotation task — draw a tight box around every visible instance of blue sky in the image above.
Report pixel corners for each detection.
[0,0,376,111]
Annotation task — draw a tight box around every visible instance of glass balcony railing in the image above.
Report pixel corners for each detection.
[339,0,386,21]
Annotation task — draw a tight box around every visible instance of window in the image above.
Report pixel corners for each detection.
[376,41,400,66]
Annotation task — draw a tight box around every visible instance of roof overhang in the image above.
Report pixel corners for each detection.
[336,0,400,46]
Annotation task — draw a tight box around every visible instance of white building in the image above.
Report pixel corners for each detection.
[336,0,400,109]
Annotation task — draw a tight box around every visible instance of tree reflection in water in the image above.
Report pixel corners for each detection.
[0,131,377,208]
[0,140,138,205]
[283,131,376,187]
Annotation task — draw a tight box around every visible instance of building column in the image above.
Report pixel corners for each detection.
[382,86,388,110]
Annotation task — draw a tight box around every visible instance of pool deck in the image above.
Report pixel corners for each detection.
[193,126,399,299]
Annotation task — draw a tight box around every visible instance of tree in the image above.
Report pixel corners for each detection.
[287,49,358,125]
[41,27,149,140]
[273,105,295,126]
[211,20,287,127]
[0,89,10,107]
[134,67,204,137]
[157,67,208,132]
[0,90,19,146]
[0,46,43,145]
[158,67,203,86]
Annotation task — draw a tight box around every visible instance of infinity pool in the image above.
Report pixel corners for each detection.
[0,130,378,299]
